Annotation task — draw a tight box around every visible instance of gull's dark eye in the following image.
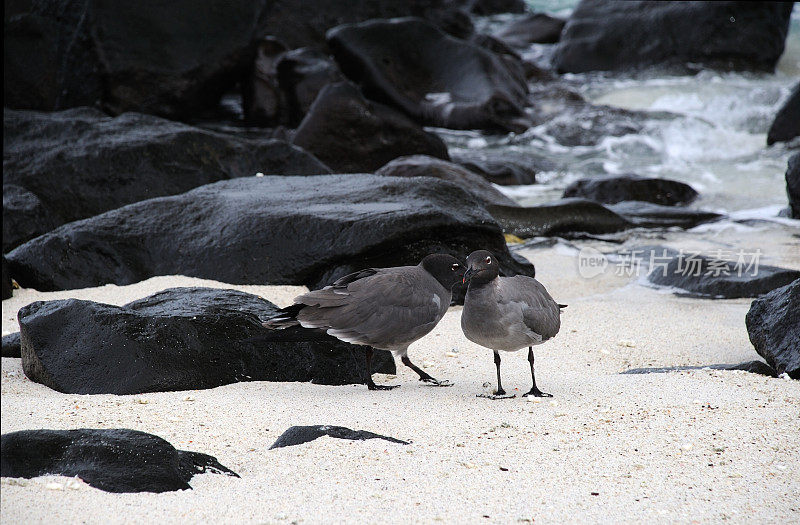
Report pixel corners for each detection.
[485,256,491,264]
[451,263,460,271]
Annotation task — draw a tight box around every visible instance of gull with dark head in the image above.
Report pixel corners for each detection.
[461,250,566,399]
[265,254,465,390]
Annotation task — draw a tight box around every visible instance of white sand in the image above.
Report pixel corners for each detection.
[2,231,799,524]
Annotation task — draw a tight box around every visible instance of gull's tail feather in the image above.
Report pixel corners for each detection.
[262,304,304,329]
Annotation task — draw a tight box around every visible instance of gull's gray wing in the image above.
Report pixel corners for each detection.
[497,275,562,342]
[294,266,450,350]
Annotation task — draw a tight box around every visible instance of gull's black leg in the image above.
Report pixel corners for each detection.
[366,347,399,391]
[478,351,515,399]
[523,346,552,398]
[401,355,453,387]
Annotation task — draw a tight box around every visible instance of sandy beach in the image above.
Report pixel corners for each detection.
[3,230,799,524]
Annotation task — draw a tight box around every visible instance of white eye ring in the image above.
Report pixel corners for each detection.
[451,263,459,271]
[485,256,491,264]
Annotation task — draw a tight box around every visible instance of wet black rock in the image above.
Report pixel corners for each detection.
[5,0,271,118]
[554,1,794,73]
[1,257,11,300]
[786,153,800,219]
[449,149,551,185]
[270,425,409,449]
[563,175,698,206]
[488,199,632,238]
[746,279,800,379]
[3,108,329,250]
[2,184,58,253]
[376,155,518,207]
[1,428,238,493]
[646,247,800,299]
[2,332,21,358]
[467,0,526,16]
[275,48,345,127]
[292,82,449,172]
[258,1,471,49]
[494,13,566,47]
[328,18,529,132]
[607,201,723,230]
[767,83,800,146]
[6,175,532,293]
[17,287,396,394]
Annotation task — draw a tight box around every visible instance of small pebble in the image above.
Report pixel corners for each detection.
[617,339,636,348]
[134,397,150,404]
[183,395,195,402]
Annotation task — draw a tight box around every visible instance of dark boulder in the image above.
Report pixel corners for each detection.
[746,278,800,379]
[553,1,794,73]
[6,175,533,293]
[292,82,449,172]
[241,37,290,126]
[4,0,103,111]
[494,13,567,47]
[376,155,518,207]
[487,199,632,238]
[3,108,329,250]
[18,287,396,394]
[563,175,698,206]
[2,332,20,358]
[767,83,800,146]
[607,201,723,230]
[2,185,57,254]
[5,0,271,118]
[275,48,345,127]
[786,153,800,219]
[257,0,471,49]
[645,247,800,299]
[327,18,529,132]
[270,425,409,449]
[468,0,526,16]
[1,428,238,493]
[2,257,11,300]
[449,149,551,185]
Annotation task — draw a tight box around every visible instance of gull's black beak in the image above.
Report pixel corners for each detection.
[462,266,476,284]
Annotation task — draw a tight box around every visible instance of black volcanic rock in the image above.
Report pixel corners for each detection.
[494,13,566,47]
[468,0,526,16]
[554,1,793,74]
[449,149,551,185]
[292,82,449,172]
[17,287,396,394]
[2,332,21,358]
[607,201,723,230]
[563,175,698,206]
[327,18,529,132]
[3,108,329,250]
[786,153,800,219]
[767,83,800,146]
[488,199,632,238]
[5,0,271,118]
[256,0,468,49]
[376,155,518,207]
[275,48,345,127]
[646,247,800,299]
[270,425,409,449]
[1,428,238,493]
[746,279,800,379]
[6,175,533,293]
[2,257,11,300]
[2,184,58,253]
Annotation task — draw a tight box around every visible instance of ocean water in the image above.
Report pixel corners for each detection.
[450,2,800,219]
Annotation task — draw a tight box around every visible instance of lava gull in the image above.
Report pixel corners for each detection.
[461,250,566,399]
[264,254,465,390]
